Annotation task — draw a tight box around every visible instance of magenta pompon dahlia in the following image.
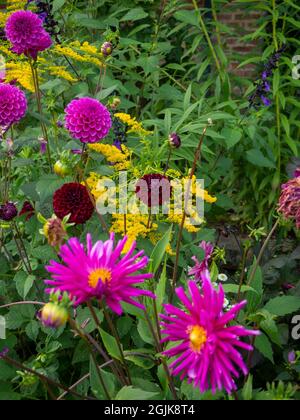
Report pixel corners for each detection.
[160,273,259,394]
[5,11,52,60]
[0,83,27,127]
[45,233,154,314]
[65,97,112,144]
[189,241,214,281]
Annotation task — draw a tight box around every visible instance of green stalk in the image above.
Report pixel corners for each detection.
[272,0,281,177]
[192,0,222,76]
[29,59,52,172]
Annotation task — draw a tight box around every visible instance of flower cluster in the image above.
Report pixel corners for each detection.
[111,214,158,254]
[249,46,286,109]
[115,113,153,137]
[88,142,130,170]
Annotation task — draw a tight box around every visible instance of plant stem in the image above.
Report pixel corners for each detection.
[101,303,132,385]
[247,218,280,288]
[69,319,111,400]
[29,59,52,172]
[171,126,208,298]
[141,298,178,400]
[0,301,44,310]
[272,0,281,177]
[2,354,94,400]
[192,0,222,76]
[86,301,127,385]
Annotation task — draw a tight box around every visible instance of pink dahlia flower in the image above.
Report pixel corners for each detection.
[45,233,154,314]
[278,176,300,228]
[5,11,52,60]
[161,274,259,394]
[65,97,112,143]
[189,241,214,281]
[0,83,27,127]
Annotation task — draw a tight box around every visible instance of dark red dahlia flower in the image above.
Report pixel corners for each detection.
[136,174,171,207]
[19,201,35,221]
[53,183,94,225]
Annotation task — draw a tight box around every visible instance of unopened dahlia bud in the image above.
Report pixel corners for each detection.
[169,132,181,149]
[38,136,47,155]
[38,302,69,329]
[42,215,67,247]
[56,120,64,128]
[0,202,18,221]
[101,41,113,57]
[54,160,70,178]
[108,96,121,110]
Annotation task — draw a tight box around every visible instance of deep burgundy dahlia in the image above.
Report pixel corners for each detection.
[65,97,112,144]
[0,83,27,127]
[136,173,171,207]
[5,10,52,59]
[19,201,35,221]
[0,202,18,221]
[53,183,94,225]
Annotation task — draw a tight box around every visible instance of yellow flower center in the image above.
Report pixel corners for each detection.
[188,325,207,353]
[88,268,112,288]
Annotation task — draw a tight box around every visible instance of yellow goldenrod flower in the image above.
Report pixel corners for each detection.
[5,61,35,92]
[48,66,77,83]
[53,44,103,67]
[111,214,158,254]
[115,113,153,137]
[88,143,131,171]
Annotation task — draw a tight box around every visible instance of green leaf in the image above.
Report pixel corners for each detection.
[121,8,148,22]
[99,328,122,361]
[137,318,155,345]
[36,175,72,202]
[255,333,274,364]
[246,262,263,313]
[246,149,276,168]
[174,10,199,27]
[155,258,167,313]
[25,320,39,341]
[149,226,172,274]
[221,127,242,149]
[89,358,116,400]
[259,315,281,346]
[242,375,253,400]
[52,0,66,13]
[115,386,159,400]
[264,296,300,316]
[223,284,257,294]
[183,84,192,111]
